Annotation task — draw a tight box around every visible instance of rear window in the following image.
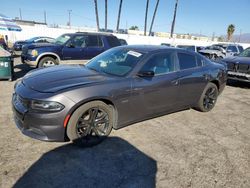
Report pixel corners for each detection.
[227,45,238,53]
[106,36,121,47]
[178,53,197,70]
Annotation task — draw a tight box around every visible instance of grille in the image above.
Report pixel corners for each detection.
[238,64,250,74]
[227,62,235,71]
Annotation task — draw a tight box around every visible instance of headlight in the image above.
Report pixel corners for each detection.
[28,49,38,57]
[30,100,64,112]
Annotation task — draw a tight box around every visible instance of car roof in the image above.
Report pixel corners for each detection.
[117,45,177,53]
[63,32,115,37]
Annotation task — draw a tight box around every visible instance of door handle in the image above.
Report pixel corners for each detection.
[171,79,179,86]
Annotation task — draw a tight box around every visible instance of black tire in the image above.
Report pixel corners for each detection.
[38,56,58,68]
[194,82,218,112]
[67,101,114,147]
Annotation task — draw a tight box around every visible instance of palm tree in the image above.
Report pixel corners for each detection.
[148,0,160,36]
[105,0,108,31]
[116,0,123,32]
[144,0,150,36]
[170,0,179,38]
[94,0,100,32]
[227,24,235,41]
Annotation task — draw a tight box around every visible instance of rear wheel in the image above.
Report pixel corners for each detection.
[38,56,58,68]
[67,101,114,147]
[194,83,218,112]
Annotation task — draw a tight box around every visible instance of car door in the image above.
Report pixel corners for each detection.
[83,35,105,59]
[131,51,180,118]
[176,52,209,107]
[62,35,87,61]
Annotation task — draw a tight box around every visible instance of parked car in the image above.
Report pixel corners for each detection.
[13,45,227,146]
[199,44,244,60]
[161,43,171,47]
[177,45,204,53]
[21,32,121,68]
[119,38,128,45]
[222,47,250,82]
[13,37,55,51]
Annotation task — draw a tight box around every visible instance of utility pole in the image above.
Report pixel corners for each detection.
[116,0,123,32]
[239,29,242,43]
[94,0,100,32]
[105,0,107,31]
[170,0,179,38]
[44,11,47,24]
[19,8,22,20]
[68,10,72,28]
[149,0,160,36]
[144,0,149,36]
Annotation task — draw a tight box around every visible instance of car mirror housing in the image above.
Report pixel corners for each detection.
[137,71,155,77]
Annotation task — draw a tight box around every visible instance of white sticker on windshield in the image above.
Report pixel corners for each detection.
[127,50,142,57]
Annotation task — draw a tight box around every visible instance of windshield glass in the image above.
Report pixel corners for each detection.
[86,48,145,76]
[54,34,71,45]
[177,45,195,51]
[238,48,250,57]
[26,37,40,43]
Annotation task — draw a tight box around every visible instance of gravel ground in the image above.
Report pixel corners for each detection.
[0,57,250,188]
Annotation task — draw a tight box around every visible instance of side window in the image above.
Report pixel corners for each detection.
[196,56,209,67]
[86,35,102,47]
[238,46,244,53]
[178,53,197,70]
[71,35,88,48]
[106,36,121,47]
[140,52,176,75]
[227,45,238,52]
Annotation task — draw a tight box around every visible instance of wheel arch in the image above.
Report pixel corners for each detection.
[36,52,61,67]
[63,97,118,141]
[210,79,220,90]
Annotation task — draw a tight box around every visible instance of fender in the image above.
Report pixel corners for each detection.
[36,52,61,64]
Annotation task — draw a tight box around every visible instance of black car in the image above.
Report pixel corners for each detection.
[13,36,55,51]
[222,47,250,82]
[12,45,227,146]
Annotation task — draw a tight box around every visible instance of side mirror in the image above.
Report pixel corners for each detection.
[137,71,155,77]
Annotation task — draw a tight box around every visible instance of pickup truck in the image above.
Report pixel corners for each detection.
[21,32,121,68]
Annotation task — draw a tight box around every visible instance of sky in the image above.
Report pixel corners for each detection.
[0,0,249,37]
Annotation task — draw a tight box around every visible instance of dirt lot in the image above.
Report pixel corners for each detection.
[0,57,250,188]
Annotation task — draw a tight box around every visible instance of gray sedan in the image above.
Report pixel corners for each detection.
[12,45,227,146]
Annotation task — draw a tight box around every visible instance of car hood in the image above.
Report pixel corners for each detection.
[26,42,61,49]
[22,65,112,93]
[223,56,250,65]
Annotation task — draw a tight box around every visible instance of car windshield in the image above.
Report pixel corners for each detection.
[25,37,40,42]
[177,45,195,51]
[238,48,250,57]
[54,34,71,45]
[86,48,145,77]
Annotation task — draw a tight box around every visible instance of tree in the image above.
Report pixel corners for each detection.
[170,0,179,38]
[105,0,108,31]
[94,0,100,32]
[227,24,235,41]
[129,26,139,30]
[144,0,150,36]
[116,0,123,31]
[148,0,160,36]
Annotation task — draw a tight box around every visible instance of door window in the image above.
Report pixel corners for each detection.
[178,53,197,70]
[71,35,88,48]
[86,35,103,47]
[140,52,176,75]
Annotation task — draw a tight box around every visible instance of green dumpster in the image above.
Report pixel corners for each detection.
[0,47,13,81]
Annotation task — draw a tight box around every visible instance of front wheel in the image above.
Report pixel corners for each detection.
[194,83,218,112]
[38,56,58,68]
[67,101,114,147]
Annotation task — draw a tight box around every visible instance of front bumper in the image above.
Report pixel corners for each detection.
[227,71,250,83]
[12,93,68,142]
[21,54,37,66]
